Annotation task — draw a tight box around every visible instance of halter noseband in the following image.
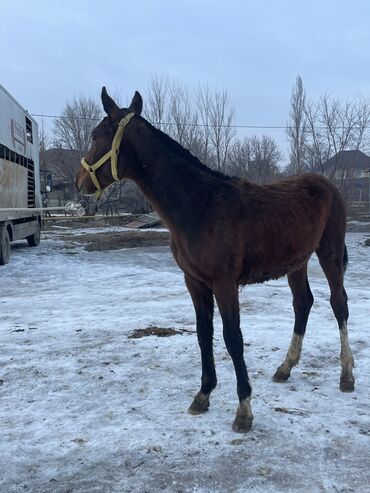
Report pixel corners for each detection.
[80,112,135,199]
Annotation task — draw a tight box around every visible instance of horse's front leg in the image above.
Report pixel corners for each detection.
[185,273,217,415]
[213,280,253,432]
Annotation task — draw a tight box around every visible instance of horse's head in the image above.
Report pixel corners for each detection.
[75,87,142,198]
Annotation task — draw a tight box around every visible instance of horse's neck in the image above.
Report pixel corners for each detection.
[126,125,215,231]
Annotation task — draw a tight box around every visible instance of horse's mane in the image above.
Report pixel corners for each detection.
[141,116,233,182]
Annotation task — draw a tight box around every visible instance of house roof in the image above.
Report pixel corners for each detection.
[323,150,370,171]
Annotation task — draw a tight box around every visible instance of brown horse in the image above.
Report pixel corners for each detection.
[75,88,355,433]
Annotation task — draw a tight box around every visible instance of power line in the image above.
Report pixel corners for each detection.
[30,113,287,129]
[30,113,370,131]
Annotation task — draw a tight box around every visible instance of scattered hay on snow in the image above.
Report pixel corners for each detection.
[128,325,192,338]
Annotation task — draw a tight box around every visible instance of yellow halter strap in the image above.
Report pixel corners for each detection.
[80,112,135,199]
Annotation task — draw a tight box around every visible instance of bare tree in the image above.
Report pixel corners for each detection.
[229,135,282,183]
[303,100,327,173]
[228,138,252,178]
[51,96,102,204]
[286,75,307,174]
[144,75,170,133]
[143,77,236,173]
[208,89,236,172]
[195,85,213,167]
[248,135,282,183]
[167,82,200,152]
[54,96,102,161]
[196,85,236,171]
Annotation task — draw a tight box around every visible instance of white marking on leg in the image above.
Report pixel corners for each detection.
[236,396,254,421]
[232,396,254,432]
[287,333,303,365]
[278,333,303,375]
[339,322,354,375]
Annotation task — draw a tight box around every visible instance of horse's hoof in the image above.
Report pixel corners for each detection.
[232,416,253,433]
[340,379,355,392]
[272,370,290,383]
[188,394,209,415]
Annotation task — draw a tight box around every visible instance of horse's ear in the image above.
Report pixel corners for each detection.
[101,87,120,119]
[127,91,143,115]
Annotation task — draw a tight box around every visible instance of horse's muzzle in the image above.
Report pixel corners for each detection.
[75,169,95,196]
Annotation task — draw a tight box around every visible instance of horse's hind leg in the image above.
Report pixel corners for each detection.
[316,243,355,392]
[273,262,313,382]
[185,274,217,414]
[213,280,253,433]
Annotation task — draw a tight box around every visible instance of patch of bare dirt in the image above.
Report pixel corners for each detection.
[42,215,140,230]
[43,215,170,251]
[77,231,169,251]
[51,230,170,251]
[128,326,192,338]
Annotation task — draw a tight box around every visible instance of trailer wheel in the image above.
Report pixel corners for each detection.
[0,228,11,265]
[27,223,41,247]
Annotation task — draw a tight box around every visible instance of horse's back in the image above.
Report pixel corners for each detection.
[170,173,345,286]
[235,173,344,284]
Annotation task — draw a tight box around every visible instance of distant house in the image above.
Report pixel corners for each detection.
[321,150,370,210]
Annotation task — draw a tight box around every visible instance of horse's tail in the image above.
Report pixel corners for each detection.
[343,244,348,273]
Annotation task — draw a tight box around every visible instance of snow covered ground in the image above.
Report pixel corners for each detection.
[0,230,369,493]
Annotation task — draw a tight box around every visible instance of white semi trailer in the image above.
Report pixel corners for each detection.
[0,84,42,265]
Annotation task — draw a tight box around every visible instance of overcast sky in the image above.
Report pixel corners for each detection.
[2,0,370,161]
